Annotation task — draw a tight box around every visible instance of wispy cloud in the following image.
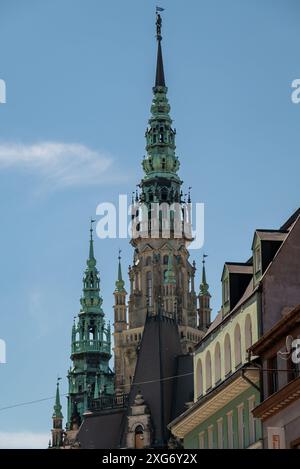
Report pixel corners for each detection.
[0,141,127,188]
[0,431,49,449]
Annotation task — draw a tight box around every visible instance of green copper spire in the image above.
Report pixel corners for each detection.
[115,249,125,292]
[80,219,104,315]
[53,379,63,419]
[67,220,114,428]
[200,254,211,296]
[142,12,180,185]
[164,252,176,285]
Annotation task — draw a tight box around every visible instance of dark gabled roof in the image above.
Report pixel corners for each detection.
[77,408,126,449]
[122,313,184,448]
[280,208,300,231]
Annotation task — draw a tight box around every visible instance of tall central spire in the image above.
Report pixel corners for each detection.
[155,13,166,88]
[141,10,181,191]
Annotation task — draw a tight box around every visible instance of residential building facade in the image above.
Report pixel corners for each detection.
[169,209,300,449]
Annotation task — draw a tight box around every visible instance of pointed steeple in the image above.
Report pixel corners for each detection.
[80,219,104,315]
[142,11,180,186]
[200,254,210,296]
[155,13,166,88]
[53,379,63,419]
[88,218,96,269]
[198,254,211,332]
[115,250,125,292]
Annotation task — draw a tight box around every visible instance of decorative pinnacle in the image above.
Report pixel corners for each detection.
[87,218,96,268]
[53,377,63,419]
[115,249,125,292]
[200,254,210,296]
[155,10,166,88]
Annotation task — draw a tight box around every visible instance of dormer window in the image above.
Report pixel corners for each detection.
[254,246,261,273]
[223,277,229,304]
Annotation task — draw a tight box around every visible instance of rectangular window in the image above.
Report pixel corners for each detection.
[254,246,261,273]
[217,418,223,449]
[268,355,278,395]
[237,404,244,449]
[199,431,205,449]
[208,425,214,449]
[248,396,256,445]
[223,278,229,304]
[227,411,233,449]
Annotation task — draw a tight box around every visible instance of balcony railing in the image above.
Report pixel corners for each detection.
[72,340,110,355]
[89,393,129,411]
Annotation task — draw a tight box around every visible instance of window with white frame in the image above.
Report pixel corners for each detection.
[223,277,229,303]
[248,396,256,445]
[254,246,261,273]
[226,411,233,449]
[217,418,223,449]
[208,425,214,449]
[199,431,205,449]
[237,403,245,449]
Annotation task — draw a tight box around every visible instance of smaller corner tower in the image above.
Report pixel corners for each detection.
[51,379,64,448]
[113,250,128,392]
[67,220,114,428]
[198,254,211,331]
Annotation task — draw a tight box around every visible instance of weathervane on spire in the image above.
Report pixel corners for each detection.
[90,217,96,239]
[202,253,208,265]
[118,249,122,261]
[156,6,165,41]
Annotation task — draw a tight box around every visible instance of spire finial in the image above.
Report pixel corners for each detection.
[115,249,125,292]
[53,377,63,419]
[200,254,210,295]
[88,218,96,265]
[156,7,164,41]
[155,8,166,88]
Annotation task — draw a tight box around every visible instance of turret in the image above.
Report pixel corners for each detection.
[51,379,64,448]
[113,251,127,392]
[198,255,212,331]
[67,220,114,428]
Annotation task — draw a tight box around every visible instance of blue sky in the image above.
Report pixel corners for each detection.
[0,0,300,448]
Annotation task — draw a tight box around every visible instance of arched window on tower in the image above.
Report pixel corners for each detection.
[146,271,152,307]
[163,255,169,265]
[146,256,152,266]
[159,126,164,143]
[134,425,145,449]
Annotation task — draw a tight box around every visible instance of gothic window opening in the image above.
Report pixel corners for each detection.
[159,126,164,143]
[146,271,153,307]
[134,425,145,449]
[146,256,152,266]
[163,255,169,265]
